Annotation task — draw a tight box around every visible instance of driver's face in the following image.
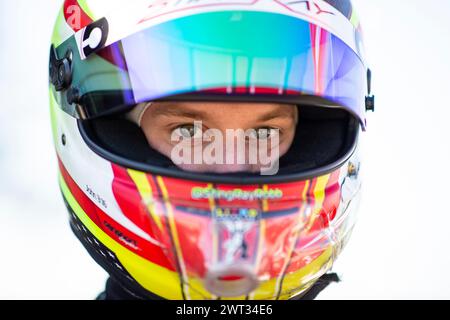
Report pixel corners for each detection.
[139,101,298,173]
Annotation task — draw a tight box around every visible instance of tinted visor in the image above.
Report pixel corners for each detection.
[53,10,367,127]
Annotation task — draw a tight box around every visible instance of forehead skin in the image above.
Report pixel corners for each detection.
[146,101,298,127]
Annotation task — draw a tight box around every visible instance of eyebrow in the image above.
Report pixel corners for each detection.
[151,106,210,120]
[151,103,296,121]
[256,106,296,122]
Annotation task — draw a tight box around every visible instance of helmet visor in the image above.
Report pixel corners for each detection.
[53,10,366,126]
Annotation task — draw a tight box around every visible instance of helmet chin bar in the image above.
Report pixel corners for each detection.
[140,197,338,298]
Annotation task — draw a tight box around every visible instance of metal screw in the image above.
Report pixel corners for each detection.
[348,162,358,177]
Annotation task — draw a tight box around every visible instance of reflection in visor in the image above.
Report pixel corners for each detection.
[119,172,359,299]
[55,11,367,126]
[142,193,334,299]
[121,11,365,113]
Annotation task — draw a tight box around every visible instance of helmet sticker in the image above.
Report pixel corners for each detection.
[72,0,360,61]
[191,187,283,201]
[76,17,109,59]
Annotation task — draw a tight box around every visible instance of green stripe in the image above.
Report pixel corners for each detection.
[350,10,360,28]
[49,89,59,146]
[51,9,66,47]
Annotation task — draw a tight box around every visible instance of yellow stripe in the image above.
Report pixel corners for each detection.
[49,89,60,145]
[52,9,66,47]
[273,180,310,298]
[249,246,333,300]
[313,175,330,206]
[278,175,333,299]
[350,10,360,29]
[59,174,184,299]
[207,184,219,300]
[207,183,218,266]
[156,176,191,299]
[302,180,310,199]
[127,169,163,232]
[306,174,331,231]
[262,185,269,211]
[220,296,249,301]
[276,246,334,300]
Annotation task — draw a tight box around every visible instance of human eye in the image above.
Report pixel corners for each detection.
[251,127,280,140]
[173,123,201,139]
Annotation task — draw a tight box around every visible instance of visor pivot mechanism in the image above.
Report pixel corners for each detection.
[365,69,375,112]
[49,45,72,92]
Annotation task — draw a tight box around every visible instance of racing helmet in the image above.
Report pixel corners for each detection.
[49,0,374,299]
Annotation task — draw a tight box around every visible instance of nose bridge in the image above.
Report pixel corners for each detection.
[210,111,251,133]
[223,129,255,171]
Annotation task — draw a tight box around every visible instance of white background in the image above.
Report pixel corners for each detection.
[0,0,449,299]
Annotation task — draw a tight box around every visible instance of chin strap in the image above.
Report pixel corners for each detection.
[97,273,341,301]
